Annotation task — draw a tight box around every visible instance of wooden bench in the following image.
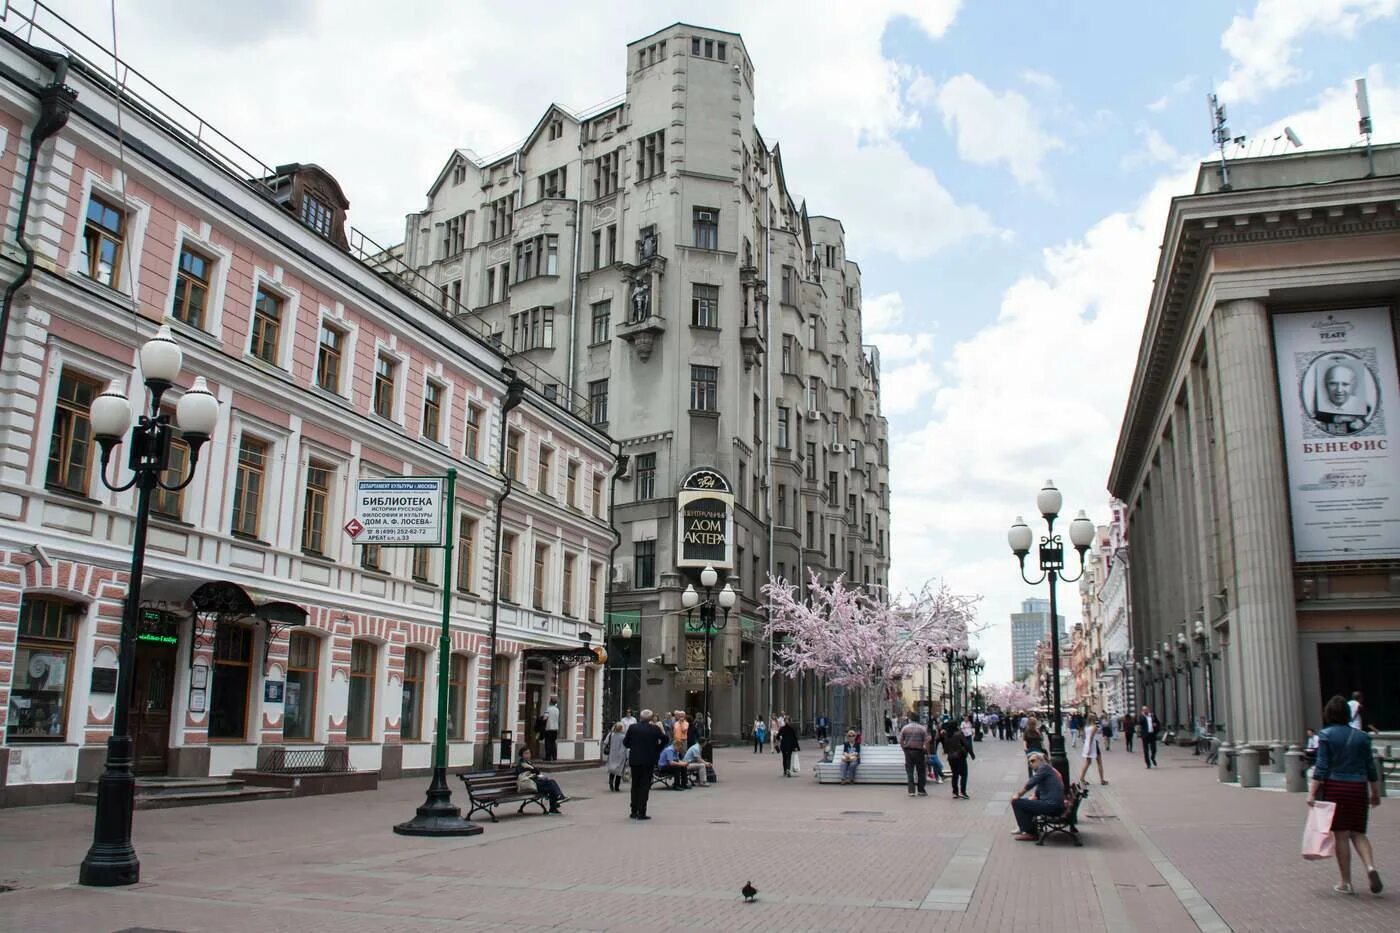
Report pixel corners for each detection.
[1036,782,1087,846]
[456,770,549,822]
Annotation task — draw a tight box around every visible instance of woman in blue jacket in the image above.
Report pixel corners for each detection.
[1309,695,1383,895]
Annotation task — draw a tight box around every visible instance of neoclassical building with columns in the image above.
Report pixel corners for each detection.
[1109,143,1400,752]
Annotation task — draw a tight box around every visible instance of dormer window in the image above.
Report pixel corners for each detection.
[548,119,563,141]
[300,194,332,237]
[452,161,468,185]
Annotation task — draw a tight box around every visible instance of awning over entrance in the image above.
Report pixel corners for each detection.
[141,577,257,614]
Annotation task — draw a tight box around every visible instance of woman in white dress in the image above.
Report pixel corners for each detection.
[1077,713,1109,785]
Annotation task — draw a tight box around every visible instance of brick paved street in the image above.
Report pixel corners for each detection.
[0,737,1396,931]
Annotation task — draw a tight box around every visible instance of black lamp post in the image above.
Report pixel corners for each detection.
[79,326,219,887]
[611,622,634,724]
[1193,619,1216,731]
[681,565,736,744]
[1008,480,1095,786]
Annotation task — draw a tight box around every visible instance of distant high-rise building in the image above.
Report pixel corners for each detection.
[1010,598,1065,680]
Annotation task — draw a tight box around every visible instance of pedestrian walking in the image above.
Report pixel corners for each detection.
[1122,711,1135,753]
[899,713,930,797]
[839,729,861,784]
[928,726,946,784]
[943,720,975,798]
[1077,714,1108,785]
[623,709,667,821]
[752,716,767,753]
[1348,691,1365,731]
[1139,706,1159,768]
[1069,712,1083,748]
[816,713,830,742]
[1100,714,1113,751]
[777,717,800,776]
[603,721,628,792]
[1309,695,1383,895]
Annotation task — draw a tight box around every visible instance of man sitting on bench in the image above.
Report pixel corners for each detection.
[1011,750,1065,841]
[683,738,711,786]
[658,739,690,789]
[515,748,567,814]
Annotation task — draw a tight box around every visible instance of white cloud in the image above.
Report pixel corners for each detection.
[1019,69,1058,91]
[1121,126,1182,169]
[934,74,1066,191]
[863,293,939,415]
[1218,0,1399,102]
[1147,75,1195,112]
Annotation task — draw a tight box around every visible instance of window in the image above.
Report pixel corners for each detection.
[583,668,596,738]
[506,430,522,480]
[825,244,837,268]
[590,562,604,621]
[538,166,567,200]
[591,229,602,270]
[806,511,815,548]
[46,372,98,494]
[807,376,820,412]
[635,452,656,500]
[302,462,331,554]
[508,306,555,350]
[487,195,514,240]
[500,532,517,600]
[209,623,253,739]
[537,446,553,496]
[513,234,559,282]
[457,517,477,593]
[422,381,443,442]
[82,194,126,287]
[447,654,469,740]
[777,407,790,449]
[533,543,549,609]
[231,436,267,538]
[548,118,563,141]
[464,405,483,460]
[543,384,558,403]
[692,208,718,250]
[781,265,797,304]
[300,194,333,237]
[563,553,577,616]
[250,288,283,365]
[452,161,468,185]
[637,224,658,262]
[689,365,718,412]
[347,640,377,741]
[373,355,396,419]
[634,539,656,589]
[284,632,319,741]
[442,212,467,257]
[566,462,579,508]
[401,648,426,741]
[7,597,81,741]
[738,462,747,508]
[805,441,817,481]
[593,150,619,198]
[485,260,511,304]
[592,475,604,517]
[754,394,762,445]
[316,323,344,393]
[150,411,188,520]
[588,379,608,425]
[171,246,213,329]
[691,284,719,327]
[361,541,382,572]
[777,484,787,526]
[412,546,431,582]
[827,470,839,502]
[607,224,618,264]
[636,129,665,181]
[782,335,794,373]
[590,300,611,344]
[718,41,727,61]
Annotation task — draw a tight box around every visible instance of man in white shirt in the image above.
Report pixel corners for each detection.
[1348,692,1364,731]
[620,709,637,730]
[543,698,561,761]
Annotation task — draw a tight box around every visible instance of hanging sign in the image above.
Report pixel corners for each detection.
[1271,307,1400,561]
[136,609,179,645]
[349,477,446,546]
[675,467,734,569]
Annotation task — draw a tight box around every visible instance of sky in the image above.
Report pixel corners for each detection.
[20,0,1400,683]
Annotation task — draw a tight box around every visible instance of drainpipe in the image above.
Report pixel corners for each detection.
[565,142,583,395]
[481,369,528,769]
[604,447,630,723]
[1,55,76,365]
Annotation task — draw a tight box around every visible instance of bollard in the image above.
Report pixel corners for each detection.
[1271,741,1287,774]
[1285,745,1307,792]
[1218,742,1236,783]
[1237,745,1261,788]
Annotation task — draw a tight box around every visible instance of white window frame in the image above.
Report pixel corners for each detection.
[225,413,290,546]
[420,370,452,447]
[296,442,345,562]
[313,305,359,403]
[245,270,301,372]
[68,171,150,299]
[371,341,409,425]
[163,224,232,340]
[34,344,138,504]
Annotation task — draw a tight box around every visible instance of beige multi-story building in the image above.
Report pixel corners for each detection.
[395,23,892,737]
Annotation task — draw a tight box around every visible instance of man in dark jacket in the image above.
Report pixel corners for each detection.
[1011,750,1066,840]
[623,709,667,820]
[1139,706,1159,768]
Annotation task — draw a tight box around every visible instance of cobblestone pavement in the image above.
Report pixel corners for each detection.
[0,737,1396,931]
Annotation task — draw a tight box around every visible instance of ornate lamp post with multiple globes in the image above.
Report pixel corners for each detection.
[1008,480,1095,786]
[79,326,219,886]
[681,565,736,743]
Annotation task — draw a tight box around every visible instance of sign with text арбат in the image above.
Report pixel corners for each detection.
[1271,307,1400,561]
[347,477,445,546]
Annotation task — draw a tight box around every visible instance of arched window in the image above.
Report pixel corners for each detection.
[347,640,377,741]
[447,654,470,741]
[284,632,319,741]
[209,622,254,739]
[401,648,426,741]
[8,597,82,741]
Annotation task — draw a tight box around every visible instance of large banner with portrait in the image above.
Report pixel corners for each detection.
[1272,307,1400,562]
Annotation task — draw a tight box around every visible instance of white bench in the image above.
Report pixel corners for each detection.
[813,745,912,784]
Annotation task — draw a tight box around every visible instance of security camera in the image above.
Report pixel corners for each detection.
[647,656,663,665]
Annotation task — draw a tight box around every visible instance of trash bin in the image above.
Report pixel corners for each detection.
[499,729,513,764]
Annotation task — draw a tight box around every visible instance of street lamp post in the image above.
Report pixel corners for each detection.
[681,565,736,744]
[613,623,634,725]
[1178,632,1195,731]
[79,326,219,887]
[1193,619,1217,730]
[1008,480,1095,786]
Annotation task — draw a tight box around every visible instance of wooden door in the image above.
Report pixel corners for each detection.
[131,641,176,775]
[523,684,543,758]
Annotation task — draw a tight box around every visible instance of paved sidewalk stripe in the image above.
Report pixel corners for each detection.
[1097,787,1232,933]
[918,830,992,911]
[1086,846,1134,933]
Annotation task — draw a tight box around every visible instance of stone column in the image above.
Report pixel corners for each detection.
[1211,298,1303,747]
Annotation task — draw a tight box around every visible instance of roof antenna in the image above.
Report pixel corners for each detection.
[1207,92,1232,190]
[1356,78,1375,176]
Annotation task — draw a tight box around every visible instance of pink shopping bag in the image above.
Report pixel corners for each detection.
[1302,801,1336,860]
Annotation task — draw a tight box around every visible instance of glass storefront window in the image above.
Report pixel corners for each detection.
[284,631,318,741]
[401,648,426,741]
[447,654,469,740]
[347,640,377,741]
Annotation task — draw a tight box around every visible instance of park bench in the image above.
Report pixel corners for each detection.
[1035,782,1087,846]
[456,770,549,822]
[813,744,910,784]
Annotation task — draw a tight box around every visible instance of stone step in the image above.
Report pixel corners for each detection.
[78,776,248,797]
[75,785,293,810]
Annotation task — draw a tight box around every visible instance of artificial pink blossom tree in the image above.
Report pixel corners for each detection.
[762,572,980,740]
[984,682,1038,713]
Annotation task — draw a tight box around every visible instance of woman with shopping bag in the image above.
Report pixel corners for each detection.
[1308,695,1383,895]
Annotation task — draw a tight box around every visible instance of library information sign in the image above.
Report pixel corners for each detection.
[348,477,446,546]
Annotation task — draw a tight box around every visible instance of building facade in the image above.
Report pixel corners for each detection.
[397,23,892,736]
[1010,597,1064,681]
[1109,144,1400,749]
[0,28,613,805]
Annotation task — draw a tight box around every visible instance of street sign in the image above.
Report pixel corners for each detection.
[350,477,446,546]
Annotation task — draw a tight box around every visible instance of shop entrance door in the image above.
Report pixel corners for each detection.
[131,641,177,775]
[523,683,543,758]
